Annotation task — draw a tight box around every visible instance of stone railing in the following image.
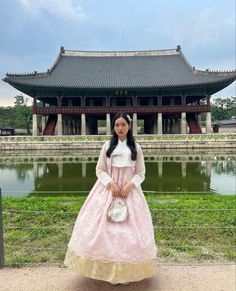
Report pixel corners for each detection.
[0,134,235,150]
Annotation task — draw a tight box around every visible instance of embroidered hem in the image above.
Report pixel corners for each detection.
[64,248,157,284]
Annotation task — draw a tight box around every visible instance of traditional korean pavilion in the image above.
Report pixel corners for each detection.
[3,46,236,136]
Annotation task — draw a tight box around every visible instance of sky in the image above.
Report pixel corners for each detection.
[0,0,235,107]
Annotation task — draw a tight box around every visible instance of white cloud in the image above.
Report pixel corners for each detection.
[18,0,86,21]
[171,7,221,47]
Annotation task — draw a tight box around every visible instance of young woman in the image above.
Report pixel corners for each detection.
[64,112,157,285]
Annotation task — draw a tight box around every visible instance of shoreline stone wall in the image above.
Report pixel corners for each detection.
[0,134,235,150]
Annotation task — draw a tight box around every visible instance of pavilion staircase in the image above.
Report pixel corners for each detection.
[43,115,57,135]
[186,113,202,134]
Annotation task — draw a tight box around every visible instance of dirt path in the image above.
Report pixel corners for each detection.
[0,264,235,291]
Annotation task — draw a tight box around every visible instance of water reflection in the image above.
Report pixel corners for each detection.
[0,149,235,196]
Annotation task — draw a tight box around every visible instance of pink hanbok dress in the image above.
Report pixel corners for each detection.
[64,139,157,284]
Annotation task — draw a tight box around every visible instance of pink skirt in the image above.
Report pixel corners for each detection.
[64,166,157,284]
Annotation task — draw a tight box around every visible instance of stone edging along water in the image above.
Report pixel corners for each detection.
[0,134,235,150]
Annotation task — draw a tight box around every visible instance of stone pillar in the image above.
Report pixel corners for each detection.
[57,114,63,135]
[43,164,47,175]
[132,113,137,135]
[82,162,87,177]
[33,162,38,178]
[58,163,63,178]
[32,114,38,136]
[158,113,162,135]
[206,161,212,177]
[41,116,46,134]
[181,161,187,178]
[158,161,163,177]
[106,113,111,135]
[181,112,187,134]
[81,114,86,135]
[206,112,211,134]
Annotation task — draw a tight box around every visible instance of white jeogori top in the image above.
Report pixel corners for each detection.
[96,139,145,188]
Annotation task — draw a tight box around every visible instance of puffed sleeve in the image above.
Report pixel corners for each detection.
[96,142,113,187]
[130,144,145,187]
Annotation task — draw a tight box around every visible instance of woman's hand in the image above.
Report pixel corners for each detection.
[120,181,133,198]
[110,181,120,197]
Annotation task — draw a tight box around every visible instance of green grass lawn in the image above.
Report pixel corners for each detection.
[2,194,235,267]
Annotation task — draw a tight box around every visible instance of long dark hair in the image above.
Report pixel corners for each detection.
[106,112,137,161]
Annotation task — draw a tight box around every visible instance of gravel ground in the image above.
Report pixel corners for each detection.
[0,264,235,291]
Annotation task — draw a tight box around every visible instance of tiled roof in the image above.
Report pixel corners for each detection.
[3,46,236,91]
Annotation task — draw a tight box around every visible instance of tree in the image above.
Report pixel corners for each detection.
[14,95,32,134]
[211,96,236,121]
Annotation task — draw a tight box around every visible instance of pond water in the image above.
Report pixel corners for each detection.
[0,148,235,197]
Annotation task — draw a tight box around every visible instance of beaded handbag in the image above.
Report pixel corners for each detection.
[107,197,128,222]
[107,154,129,222]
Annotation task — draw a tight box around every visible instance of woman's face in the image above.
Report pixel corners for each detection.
[114,117,130,140]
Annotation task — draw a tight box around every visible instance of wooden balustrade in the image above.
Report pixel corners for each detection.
[33,105,209,114]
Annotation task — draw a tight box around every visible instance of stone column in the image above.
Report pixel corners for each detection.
[181,112,187,134]
[41,116,46,134]
[82,162,87,177]
[106,113,111,135]
[33,162,38,178]
[32,114,38,136]
[206,161,212,177]
[181,161,187,178]
[132,113,137,135]
[43,164,47,175]
[57,114,63,135]
[158,113,162,134]
[58,163,63,178]
[158,161,163,177]
[81,113,86,135]
[206,112,212,134]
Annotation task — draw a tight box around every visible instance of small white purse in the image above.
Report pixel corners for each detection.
[107,198,128,223]
[107,154,129,223]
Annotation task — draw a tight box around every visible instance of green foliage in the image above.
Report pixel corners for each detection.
[0,95,32,133]
[2,194,236,266]
[211,97,236,121]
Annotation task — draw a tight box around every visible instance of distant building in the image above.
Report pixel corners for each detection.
[0,127,15,136]
[212,118,236,133]
[3,46,236,136]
